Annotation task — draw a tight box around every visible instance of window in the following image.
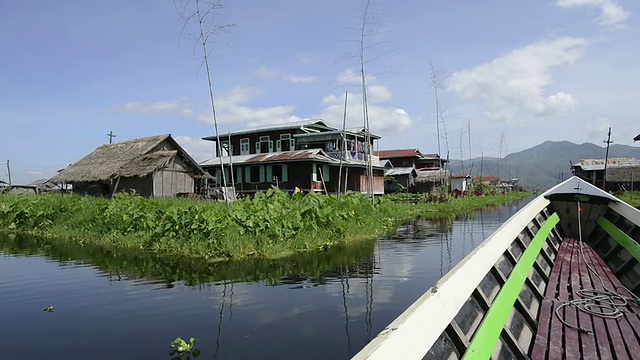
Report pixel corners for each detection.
[258,136,272,154]
[219,141,231,157]
[236,167,243,184]
[268,164,288,183]
[249,166,265,183]
[312,164,330,182]
[240,138,250,155]
[278,134,293,151]
[271,165,282,183]
[215,167,232,186]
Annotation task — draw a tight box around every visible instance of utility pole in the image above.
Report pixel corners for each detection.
[603,127,613,190]
[6,159,12,186]
[107,131,116,144]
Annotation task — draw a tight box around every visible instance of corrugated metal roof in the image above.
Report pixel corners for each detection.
[202,119,330,140]
[375,149,420,158]
[201,149,385,169]
[385,167,416,176]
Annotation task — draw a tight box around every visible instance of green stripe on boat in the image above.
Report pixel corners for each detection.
[597,216,640,262]
[463,212,560,360]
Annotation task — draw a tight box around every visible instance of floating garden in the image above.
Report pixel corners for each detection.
[0,188,529,261]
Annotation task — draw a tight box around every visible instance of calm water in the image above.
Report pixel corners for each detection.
[0,198,531,359]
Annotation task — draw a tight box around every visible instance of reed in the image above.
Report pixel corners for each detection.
[0,189,529,261]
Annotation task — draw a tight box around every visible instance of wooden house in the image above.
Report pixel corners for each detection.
[51,134,208,198]
[383,167,418,193]
[571,158,640,191]
[451,174,471,192]
[374,149,447,169]
[375,149,449,193]
[200,120,385,195]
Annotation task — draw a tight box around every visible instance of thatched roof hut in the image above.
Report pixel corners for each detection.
[52,134,207,197]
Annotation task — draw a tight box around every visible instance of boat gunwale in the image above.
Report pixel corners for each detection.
[352,194,551,359]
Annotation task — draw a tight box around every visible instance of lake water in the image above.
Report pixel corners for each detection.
[0,197,531,359]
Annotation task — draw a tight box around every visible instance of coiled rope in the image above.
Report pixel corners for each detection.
[555,201,640,334]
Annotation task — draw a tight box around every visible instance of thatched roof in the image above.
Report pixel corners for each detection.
[52,134,205,183]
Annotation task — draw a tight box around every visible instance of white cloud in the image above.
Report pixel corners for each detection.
[446,37,588,125]
[116,96,192,114]
[255,66,320,84]
[318,90,413,136]
[584,117,611,141]
[174,135,215,163]
[197,86,303,127]
[120,99,183,113]
[557,0,630,26]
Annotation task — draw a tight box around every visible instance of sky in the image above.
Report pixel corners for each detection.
[2,0,639,184]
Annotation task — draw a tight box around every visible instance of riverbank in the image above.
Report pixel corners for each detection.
[0,189,530,261]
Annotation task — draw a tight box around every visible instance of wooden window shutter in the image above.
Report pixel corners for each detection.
[266,165,273,183]
[323,164,330,182]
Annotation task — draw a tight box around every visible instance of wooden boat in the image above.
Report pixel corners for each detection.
[353,176,640,359]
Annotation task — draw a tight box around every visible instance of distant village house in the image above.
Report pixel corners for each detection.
[52,134,208,198]
[375,149,449,193]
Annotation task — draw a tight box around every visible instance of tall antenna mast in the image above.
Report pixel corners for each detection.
[602,127,613,190]
[338,91,348,197]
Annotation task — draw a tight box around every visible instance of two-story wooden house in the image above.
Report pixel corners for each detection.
[375,148,449,193]
[374,149,447,169]
[200,120,385,195]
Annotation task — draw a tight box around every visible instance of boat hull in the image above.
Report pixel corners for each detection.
[353,177,640,359]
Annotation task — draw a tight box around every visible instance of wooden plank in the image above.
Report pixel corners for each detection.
[545,239,565,299]
[530,299,552,360]
[585,247,640,357]
[573,240,598,360]
[544,239,571,360]
[561,241,580,360]
[582,241,630,360]
[547,301,565,360]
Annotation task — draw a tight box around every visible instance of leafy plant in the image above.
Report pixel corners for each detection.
[170,337,200,359]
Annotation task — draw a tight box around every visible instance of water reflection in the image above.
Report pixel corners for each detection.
[0,197,532,360]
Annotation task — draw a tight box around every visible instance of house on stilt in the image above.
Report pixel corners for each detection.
[200,120,385,196]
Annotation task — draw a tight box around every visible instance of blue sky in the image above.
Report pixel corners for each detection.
[2,0,639,184]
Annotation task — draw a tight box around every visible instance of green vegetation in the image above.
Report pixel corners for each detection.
[0,188,530,261]
[616,191,640,209]
[0,232,377,285]
[170,337,200,359]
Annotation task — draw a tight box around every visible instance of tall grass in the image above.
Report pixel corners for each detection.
[0,188,530,261]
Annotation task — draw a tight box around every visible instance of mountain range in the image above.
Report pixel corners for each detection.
[447,141,640,190]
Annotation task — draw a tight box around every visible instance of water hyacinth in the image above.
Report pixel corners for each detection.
[0,188,529,261]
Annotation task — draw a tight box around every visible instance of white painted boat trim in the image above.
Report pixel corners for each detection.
[352,195,550,360]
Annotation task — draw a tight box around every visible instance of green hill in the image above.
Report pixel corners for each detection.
[448,141,640,190]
